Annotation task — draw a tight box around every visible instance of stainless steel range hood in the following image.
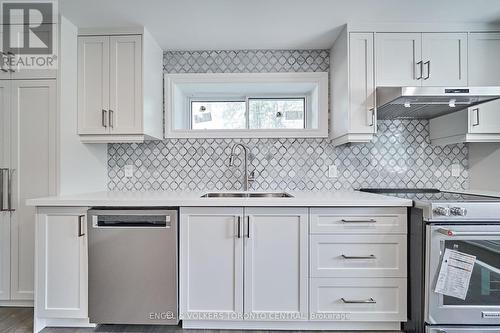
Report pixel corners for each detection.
[376,87,500,119]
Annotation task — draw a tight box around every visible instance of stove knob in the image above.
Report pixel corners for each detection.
[450,207,467,216]
[433,206,450,216]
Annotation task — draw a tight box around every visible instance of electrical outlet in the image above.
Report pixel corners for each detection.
[328,165,338,178]
[124,165,134,178]
[451,164,461,177]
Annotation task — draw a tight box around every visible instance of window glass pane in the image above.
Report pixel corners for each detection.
[191,101,246,130]
[248,98,305,129]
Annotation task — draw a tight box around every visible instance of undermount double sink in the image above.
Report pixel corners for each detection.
[201,192,293,198]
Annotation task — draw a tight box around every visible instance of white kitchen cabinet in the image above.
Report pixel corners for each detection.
[35,207,88,319]
[0,79,57,304]
[180,207,308,322]
[375,33,422,87]
[180,207,244,319]
[375,32,467,87]
[421,33,467,86]
[244,208,308,320]
[429,32,500,145]
[330,28,376,145]
[77,29,163,143]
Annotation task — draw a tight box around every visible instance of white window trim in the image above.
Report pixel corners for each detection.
[164,72,329,138]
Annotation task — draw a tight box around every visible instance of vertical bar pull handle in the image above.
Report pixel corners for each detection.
[424,61,430,80]
[237,216,241,238]
[368,108,375,126]
[0,168,5,211]
[7,169,14,212]
[246,216,250,238]
[109,109,114,128]
[415,61,423,80]
[102,109,107,128]
[78,215,85,237]
[472,108,480,126]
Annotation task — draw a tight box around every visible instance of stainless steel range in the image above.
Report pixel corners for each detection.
[360,189,500,333]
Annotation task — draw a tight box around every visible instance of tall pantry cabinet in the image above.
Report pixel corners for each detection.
[0,75,57,304]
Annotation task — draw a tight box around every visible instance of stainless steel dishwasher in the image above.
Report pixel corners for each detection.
[87,208,178,325]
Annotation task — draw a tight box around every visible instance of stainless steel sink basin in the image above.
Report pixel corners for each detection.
[201,192,293,198]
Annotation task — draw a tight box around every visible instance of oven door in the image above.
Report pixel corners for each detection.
[426,224,500,325]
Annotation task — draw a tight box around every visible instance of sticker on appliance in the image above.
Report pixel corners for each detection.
[434,249,476,300]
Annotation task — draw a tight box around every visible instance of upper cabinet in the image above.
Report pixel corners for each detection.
[330,29,376,146]
[375,32,467,87]
[77,29,163,143]
[429,32,500,145]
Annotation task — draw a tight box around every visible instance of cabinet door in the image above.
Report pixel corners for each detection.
[77,36,110,134]
[180,207,244,320]
[469,33,500,85]
[10,80,57,301]
[0,80,10,300]
[36,207,88,318]
[421,33,467,86]
[375,33,422,86]
[468,102,500,134]
[349,33,376,133]
[244,207,308,320]
[109,35,142,134]
[467,33,500,135]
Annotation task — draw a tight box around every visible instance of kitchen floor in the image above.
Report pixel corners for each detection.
[0,307,401,333]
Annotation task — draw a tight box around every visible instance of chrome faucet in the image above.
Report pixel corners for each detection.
[228,143,255,191]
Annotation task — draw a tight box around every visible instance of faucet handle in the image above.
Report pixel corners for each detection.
[248,171,256,182]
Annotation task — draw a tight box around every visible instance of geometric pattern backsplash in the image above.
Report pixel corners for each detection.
[107,49,469,191]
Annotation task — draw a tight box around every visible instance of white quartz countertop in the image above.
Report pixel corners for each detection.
[27,190,413,207]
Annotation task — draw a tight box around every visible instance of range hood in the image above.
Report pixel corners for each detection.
[376,86,500,119]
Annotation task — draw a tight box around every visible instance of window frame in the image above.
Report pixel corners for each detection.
[189,96,308,130]
[164,72,329,138]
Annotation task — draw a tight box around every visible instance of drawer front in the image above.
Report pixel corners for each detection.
[310,207,407,234]
[310,278,407,322]
[310,234,407,278]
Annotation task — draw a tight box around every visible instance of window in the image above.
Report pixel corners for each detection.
[165,72,328,138]
[190,97,306,130]
[249,98,305,129]
[191,101,246,130]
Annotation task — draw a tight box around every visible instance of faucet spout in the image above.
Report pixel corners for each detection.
[228,143,254,191]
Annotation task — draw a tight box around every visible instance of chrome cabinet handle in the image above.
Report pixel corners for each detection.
[7,169,14,211]
[0,168,7,211]
[78,215,85,237]
[472,108,480,126]
[367,107,375,127]
[341,297,376,304]
[246,216,250,238]
[341,254,376,260]
[437,228,500,237]
[109,109,114,128]
[341,218,376,223]
[236,216,241,238]
[102,109,107,128]
[415,61,423,80]
[424,61,430,80]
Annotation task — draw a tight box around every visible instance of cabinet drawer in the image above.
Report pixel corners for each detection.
[310,208,407,234]
[310,278,407,322]
[310,234,407,278]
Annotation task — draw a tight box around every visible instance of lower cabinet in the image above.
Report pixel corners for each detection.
[180,207,309,321]
[35,207,89,319]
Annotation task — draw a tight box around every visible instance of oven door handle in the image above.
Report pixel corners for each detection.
[437,228,500,237]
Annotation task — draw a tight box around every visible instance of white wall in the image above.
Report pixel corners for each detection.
[58,16,108,195]
[469,143,500,191]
